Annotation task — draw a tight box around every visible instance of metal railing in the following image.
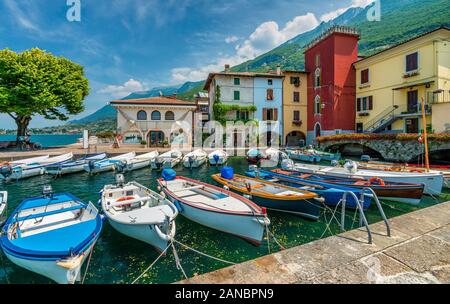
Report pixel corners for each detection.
[427,90,450,104]
[364,105,399,133]
[340,188,390,244]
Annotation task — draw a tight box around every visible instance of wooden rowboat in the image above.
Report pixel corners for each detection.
[212,169,323,221]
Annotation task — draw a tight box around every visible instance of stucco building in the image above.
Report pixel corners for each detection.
[304,26,360,144]
[111,96,197,147]
[354,26,450,134]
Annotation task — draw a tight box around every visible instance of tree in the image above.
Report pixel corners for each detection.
[0,48,89,141]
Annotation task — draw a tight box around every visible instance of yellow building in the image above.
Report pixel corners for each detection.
[354,26,450,134]
[282,71,308,146]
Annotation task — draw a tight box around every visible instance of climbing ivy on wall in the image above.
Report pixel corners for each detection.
[213,84,257,125]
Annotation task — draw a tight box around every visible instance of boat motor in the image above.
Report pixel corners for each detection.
[115,160,127,173]
[281,159,294,170]
[0,165,13,179]
[188,155,195,168]
[331,160,339,167]
[115,174,126,187]
[88,160,96,172]
[42,185,54,198]
[344,160,358,174]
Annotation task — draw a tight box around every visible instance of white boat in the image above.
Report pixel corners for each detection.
[0,187,103,284]
[260,148,286,168]
[151,150,183,170]
[83,152,136,174]
[46,153,107,176]
[101,175,178,252]
[1,153,73,181]
[158,170,270,245]
[2,155,50,166]
[208,149,229,166]
[0,191,7,226]
[281,159,444,195]
[118,151,159,172]
[183,149,207,168]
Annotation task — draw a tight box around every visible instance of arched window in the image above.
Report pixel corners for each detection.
[137,110,147,121]
[165,111,175,121]
[151,110,161,120]
[314,95,321,114]
[315,123,321,138]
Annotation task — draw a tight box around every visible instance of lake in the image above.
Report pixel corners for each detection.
[0,157,448,284]
[0,134,81,148]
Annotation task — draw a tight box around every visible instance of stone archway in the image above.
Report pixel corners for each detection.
[286,131,306,147]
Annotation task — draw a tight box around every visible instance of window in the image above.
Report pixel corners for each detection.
[233,91,240,101]
[315,54,320,67]
[314,68,321,88]
[268,79,273,86]
[293,110,300,121]
[137,110,147,121]
[314,95,321,114]
[236,111,249,120]
[266,89,274,101]
[357,96,373,112]
[293,92,300,103]
[290,76,300,87]
[356,123,363,133]
[234,78,240,85]
[361,69,369,84]
[263,108,278,121]
[165,111,175,121]
[151,111,161,120]
[406,52,418,72]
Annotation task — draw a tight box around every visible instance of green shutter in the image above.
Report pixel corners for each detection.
[234,91,240,100]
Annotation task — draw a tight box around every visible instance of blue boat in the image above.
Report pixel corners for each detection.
[46,153,107,176]
[246,169,371,210]
[0,188,103,284]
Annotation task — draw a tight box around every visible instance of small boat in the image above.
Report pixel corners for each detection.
[183,149,207,168]
[246,168,371,209]
[0,153,73,181]
[246,148,262,164]
[308,149,341,161]
[281,159,443,195]
[46,153,107,176]
[272,169,424,205]
[260,148,286,168]
[101,174,177,252]
[212,167,323,220]
[0,187,103,284]
[287,149,322,163]
[208,149,228,166]
[158,169,270,245]
[118,151,159,172]
[151,150,183,170]
[1,155,50,167]
[83,152,136,174]
[0,191,7,226]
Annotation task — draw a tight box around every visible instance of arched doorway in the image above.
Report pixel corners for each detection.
[148,130,165,146]
[315,123,321,138]
[286,131,306,147]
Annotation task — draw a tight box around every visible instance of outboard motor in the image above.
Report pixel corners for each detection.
[115,160,127,173]
[331,160,339,167]
[281,159,294,170]
[88,160,96,172]
[42,185,54,199]
[188,155,195,168]
[155,157,164,170]
[344,160,358,173]
[0,165,13,179]
[115,174,125,187]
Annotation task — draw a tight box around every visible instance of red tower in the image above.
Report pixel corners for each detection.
[305,26,359,144]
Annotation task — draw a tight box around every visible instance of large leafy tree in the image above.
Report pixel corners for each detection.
[0,48,89,141]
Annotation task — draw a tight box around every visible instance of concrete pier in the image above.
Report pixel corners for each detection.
[180,202,450,284]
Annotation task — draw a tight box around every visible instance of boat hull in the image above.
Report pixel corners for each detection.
[123,159,152,172]
[183,158,207,168]
[108,219,173,253]
[250,195,321,221]
[289,154,322,163]
[46,163,85,175]
[209,156,227,165]
[162,190,266,245]
[3,240,95,284]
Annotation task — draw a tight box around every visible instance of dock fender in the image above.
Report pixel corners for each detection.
[173,200,184,212]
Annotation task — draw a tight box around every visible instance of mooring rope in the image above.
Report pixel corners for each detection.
[173,239,236,265]
[266,227,286,250]
[81,239,97,284]
[131,242,172,284]
[320,200,342,239]
[171,242,188,280]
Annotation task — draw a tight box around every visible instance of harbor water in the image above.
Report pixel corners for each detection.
[0,134,81,148]
[0,157,449,284]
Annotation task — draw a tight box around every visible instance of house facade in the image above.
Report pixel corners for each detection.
[304,26,360,144]
[354,26,450,134]
[282,71,308,147]
[110,96,197,147]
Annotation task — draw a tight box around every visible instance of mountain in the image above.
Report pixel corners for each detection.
[232,0,450,72]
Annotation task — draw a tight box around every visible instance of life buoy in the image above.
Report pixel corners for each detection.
[368,177,385,186]
[409,169,423,173]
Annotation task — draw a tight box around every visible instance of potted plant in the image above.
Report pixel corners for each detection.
[140,140,147,147]
[162,139,169,148]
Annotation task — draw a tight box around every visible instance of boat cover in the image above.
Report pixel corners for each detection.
[221,167,234,180]
[162,169,177,181]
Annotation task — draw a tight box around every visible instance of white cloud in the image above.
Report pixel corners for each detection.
[171,12,319,83]
[225,36,239,44]
[320,0,376,22]
[99,79,148,99]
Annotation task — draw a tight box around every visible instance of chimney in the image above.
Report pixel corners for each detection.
[224,64,230,72]
[276,64,281,75]
[173,92,177,99]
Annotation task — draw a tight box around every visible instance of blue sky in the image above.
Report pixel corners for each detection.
[0,0,374,129]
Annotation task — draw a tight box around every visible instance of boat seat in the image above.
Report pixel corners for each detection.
[275,190,303,197]
[299,174,312,178]
[113,205,173,225]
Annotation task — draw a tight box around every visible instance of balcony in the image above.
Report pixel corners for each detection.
[135,120,178,131]
[292,120,303,127]
[427,90,450,104]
